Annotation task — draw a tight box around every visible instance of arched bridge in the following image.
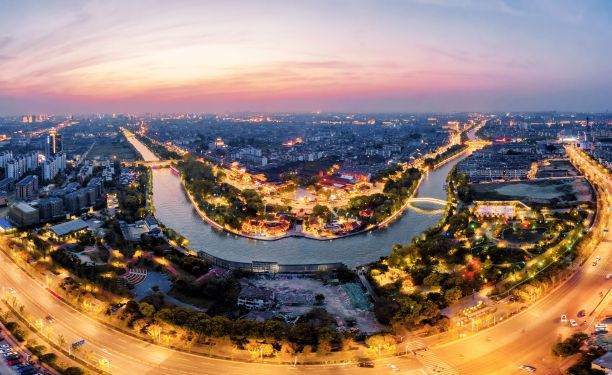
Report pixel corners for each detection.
[405,197,448,214]
[406,197,447,205]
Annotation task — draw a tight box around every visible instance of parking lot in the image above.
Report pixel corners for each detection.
[1,330,51,375]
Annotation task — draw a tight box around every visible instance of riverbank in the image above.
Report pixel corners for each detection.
[138,134,468,266]
[179,147,469,242]
[181,177,379,242]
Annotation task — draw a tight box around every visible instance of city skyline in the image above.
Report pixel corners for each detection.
[0,0,611,115]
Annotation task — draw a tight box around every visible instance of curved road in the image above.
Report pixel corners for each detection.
[428,146,611,375]
[0,246,428,374]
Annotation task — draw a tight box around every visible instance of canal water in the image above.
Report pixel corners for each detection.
[130,135,467,266]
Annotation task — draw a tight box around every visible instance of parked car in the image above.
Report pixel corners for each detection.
[357,361,375,368]
[7,358,23,366]
[5,354,21,361]
[519,364,536,372]
[570,319,578,327]
[560,314,567,323]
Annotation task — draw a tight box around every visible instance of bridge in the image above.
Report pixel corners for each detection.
[128,159,177,167]
[405,197,448,214]
[405,197,447,205]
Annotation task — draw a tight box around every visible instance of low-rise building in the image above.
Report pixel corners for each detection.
[48,219,90,240]
[0,217,15,233]
[119,216,162,242]
[8,201,40,227]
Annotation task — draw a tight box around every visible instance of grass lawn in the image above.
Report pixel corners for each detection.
[471,178,592,204]
[88,139,137,161]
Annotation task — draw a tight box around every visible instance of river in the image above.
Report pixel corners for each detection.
[128,135,468,267]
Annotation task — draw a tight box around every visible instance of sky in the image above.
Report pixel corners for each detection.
[0,0,611,114]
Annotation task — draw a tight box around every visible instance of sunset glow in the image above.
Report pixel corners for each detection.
[0,0,611,113]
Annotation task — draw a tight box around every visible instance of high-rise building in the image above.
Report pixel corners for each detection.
[42,152,66,181]
[5,160,17,179]
[45,129,63,157]
[15,175,39,201]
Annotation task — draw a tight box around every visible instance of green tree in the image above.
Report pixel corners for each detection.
[138,302,156,319]
[551,333,588,357]
[40,352,58,366]
[444,287,463,305]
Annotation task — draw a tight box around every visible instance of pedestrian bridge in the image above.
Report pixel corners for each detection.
[405,197,448,214]
[406,197,447,205]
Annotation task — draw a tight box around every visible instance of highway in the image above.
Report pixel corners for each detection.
[427,146,611,375]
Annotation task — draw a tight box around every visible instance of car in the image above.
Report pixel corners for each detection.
[578,309,586,317]
[357,361,375,368]
[388,364,399,372]
[570,319,578,327]
[7,358,23,366]
[596,255,601,261]
[8,287,16,294]
[560,315,567,323]
[519,365,537,372]
[592,261,598,266]
[45,315,55,324]
[5,354,21,362]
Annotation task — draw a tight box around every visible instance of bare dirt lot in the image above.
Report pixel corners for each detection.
[252,276,382,333]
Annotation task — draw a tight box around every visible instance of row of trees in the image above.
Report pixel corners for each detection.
[123,301,346,353]
[136,134,183,160]
[423,144,466,168]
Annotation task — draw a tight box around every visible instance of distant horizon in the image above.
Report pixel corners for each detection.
[1,1,611,114]
[11,111,597,117]
[3,110,612,117]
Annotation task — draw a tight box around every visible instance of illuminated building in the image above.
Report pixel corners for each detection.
[45,129,63,157]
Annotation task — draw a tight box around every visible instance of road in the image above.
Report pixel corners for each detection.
[0,245,429,374]
[427,146,611,375]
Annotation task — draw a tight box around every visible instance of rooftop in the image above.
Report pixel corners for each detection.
[50,219,89,237]
[16,175,38,186]
[12,201,38,213]
[0,217,14,230]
